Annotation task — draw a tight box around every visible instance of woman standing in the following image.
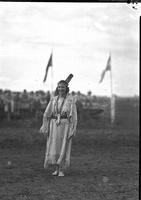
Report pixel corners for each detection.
[40,79,77,176]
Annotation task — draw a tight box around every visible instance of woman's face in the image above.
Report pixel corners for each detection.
[58,82,67,96]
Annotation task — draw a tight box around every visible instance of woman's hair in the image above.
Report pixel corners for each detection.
[54,80,70,96]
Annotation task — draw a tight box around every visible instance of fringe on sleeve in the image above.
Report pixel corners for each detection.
[69,96,78,136]
[40,98,53,135]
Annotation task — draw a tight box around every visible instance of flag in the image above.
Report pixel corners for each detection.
[43,53,53,82]
[99,54,111,83]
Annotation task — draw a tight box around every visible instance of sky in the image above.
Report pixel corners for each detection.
[0,2,140,96]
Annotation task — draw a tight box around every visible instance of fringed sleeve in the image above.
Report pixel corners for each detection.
[69,96,78,137]
[40,98,53,136]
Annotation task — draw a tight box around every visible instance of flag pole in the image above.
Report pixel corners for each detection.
[99,51,115,125]
[109,52,115,125]
[51,49,54,96]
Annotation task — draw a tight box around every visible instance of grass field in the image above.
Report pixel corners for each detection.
[0,116,139,200]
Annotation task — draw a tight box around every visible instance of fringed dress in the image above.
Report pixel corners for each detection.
[40,93,77,170]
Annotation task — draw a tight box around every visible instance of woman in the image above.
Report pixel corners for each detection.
[40,80,77,176]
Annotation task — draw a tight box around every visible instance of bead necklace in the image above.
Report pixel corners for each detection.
[56,95,66,125]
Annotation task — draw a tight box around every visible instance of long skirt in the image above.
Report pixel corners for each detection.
[44,119,72,170]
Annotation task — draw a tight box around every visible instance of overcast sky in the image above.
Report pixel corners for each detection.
[0,2,140,96]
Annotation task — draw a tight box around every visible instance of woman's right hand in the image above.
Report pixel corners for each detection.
[39,126,49,137]
[39,126,44,134]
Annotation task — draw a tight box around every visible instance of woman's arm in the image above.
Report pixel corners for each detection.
[68,97,78,139]
[39,98,53,136]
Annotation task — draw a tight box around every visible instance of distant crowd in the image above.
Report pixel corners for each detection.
[0,89,108,121]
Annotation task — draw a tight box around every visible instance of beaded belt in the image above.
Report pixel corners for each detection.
[51,115,68,119]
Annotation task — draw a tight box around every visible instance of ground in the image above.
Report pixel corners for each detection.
[0,120,139,200]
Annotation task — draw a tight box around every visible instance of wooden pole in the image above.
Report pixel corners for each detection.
[109,53,115,125]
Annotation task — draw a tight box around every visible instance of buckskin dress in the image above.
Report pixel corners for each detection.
[40,93,77,170]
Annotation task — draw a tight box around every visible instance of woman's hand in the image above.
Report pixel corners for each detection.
[39,126,44,134]
[39,125,49,137]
